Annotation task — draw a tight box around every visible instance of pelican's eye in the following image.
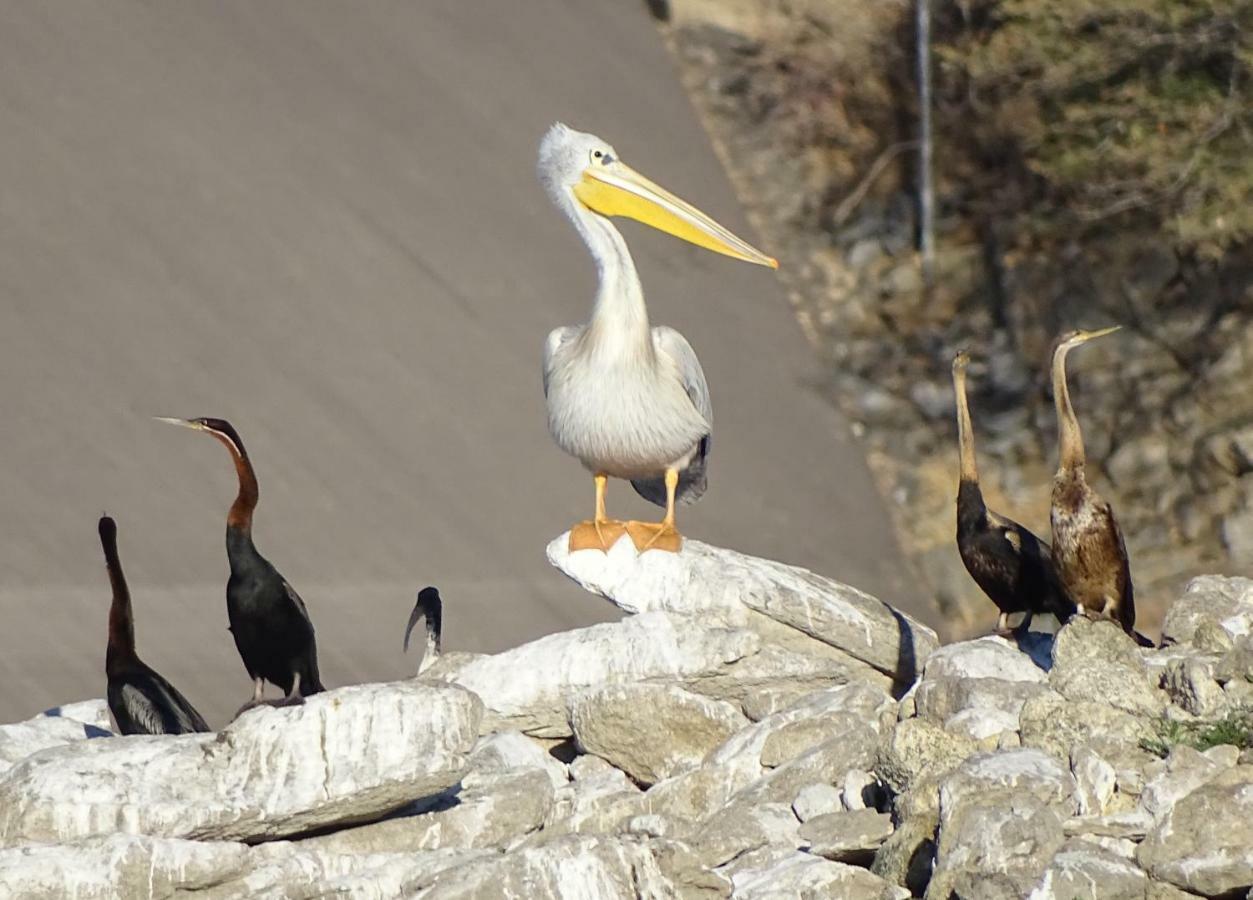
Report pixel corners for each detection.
[591,149,614,165]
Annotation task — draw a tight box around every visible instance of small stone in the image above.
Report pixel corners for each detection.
[877,717,978,794]
[800,809,894,864]
[1071,747,1116,816]
[842,769,877,811]
[792,783,843,822]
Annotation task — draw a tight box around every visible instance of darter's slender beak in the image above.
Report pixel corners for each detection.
[574,160,778,269]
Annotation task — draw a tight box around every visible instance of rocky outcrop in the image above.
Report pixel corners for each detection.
[1,545,1251,898]
[0,681,481,846]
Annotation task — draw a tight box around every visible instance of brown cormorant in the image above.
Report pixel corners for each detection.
[404,586,443,675]
[99,515,210,736]
[156,417,324,709]
[1048,328,1148,644]
[952,351,1075,635]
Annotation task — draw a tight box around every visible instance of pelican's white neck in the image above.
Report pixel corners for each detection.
[559,188,652,355]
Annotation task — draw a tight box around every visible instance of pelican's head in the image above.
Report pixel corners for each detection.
[538,122,778,268]
[154,416,248,458]
[952,349,971,376]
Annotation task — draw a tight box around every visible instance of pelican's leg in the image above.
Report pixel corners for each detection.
[569,473,627,552]
[626,468,683,553]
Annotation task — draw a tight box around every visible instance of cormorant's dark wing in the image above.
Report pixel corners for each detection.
[282,580,315,632]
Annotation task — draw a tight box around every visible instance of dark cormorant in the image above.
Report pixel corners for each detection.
[1047,328,1149,645]
[99,515,210,736]
[952,351,1075,635]
[404,586,443,675]
[156,417,324,709]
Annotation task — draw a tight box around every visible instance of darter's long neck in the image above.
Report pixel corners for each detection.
[566,195,653,359]
[1052,345,1086,473]
[953,367,979,484]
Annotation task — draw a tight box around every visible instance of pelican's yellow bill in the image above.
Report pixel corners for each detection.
[574,163,778,269]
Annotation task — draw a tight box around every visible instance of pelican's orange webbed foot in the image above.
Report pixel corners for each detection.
[569,519,628,552]
[625,520,683,553]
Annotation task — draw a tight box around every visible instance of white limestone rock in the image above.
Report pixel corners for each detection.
[799,808,894,864]
[415,833,729,899]
[1138,764,1253,896]
[1049,618,1166,717]
[928,749,1078,898]
[547,534,938,682]
[0,714,112,777]
[732,852,910,899]
[201,844,490,899]
[448,611,760,738]
[634,683,893,825]
[1071,746,1117,817]
[568,683,747,785]
[692,800,800,868]
[0,834,249,899]
[298,768,554,854]
[792,783,844,822]
[39,700,114,732]
[922,636,1050,683]
[542,761,643,837]
[467,730,569,789]
[1139,745,1232,821]
[877,717,978,794]
[1161,575,1253,645]
[1028,840,1150,900]
[0,681,481,846]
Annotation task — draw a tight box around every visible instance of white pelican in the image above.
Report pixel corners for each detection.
[538,123,777,553]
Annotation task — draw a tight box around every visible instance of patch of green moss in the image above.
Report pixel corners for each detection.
[1140,711,1253,758]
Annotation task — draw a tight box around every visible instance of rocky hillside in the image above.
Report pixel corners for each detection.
[1,535,1251,898]
[655,0,1253,638]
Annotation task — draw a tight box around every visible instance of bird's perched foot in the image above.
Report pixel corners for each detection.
[625,520,682,553]
[568,518,628,552]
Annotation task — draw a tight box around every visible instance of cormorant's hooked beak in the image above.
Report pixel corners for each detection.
[574,159,779,269]
[153,416,203,432]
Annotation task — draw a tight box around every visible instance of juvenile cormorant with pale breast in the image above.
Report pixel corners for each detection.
[99,515,210,736]
[952,351,1075,634]
[156,417,324,709]
[538,123,778,553]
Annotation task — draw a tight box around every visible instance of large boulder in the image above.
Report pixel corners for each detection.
[1138,764,1253,896]
[568,683,747,785]
[1049,618,1166,717]
[0,711,112,777]
[447,612,760,738]
[0,682,481,846]
[416,833,729,899]
[732,852,909,899]
[1161,575,1253,646]
[547,534,938,684]
[927,750,1078,898]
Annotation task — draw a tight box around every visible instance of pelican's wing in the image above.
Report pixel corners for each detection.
[654,326,711,429]
[631,327,712,508]
[543,326,581,398]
